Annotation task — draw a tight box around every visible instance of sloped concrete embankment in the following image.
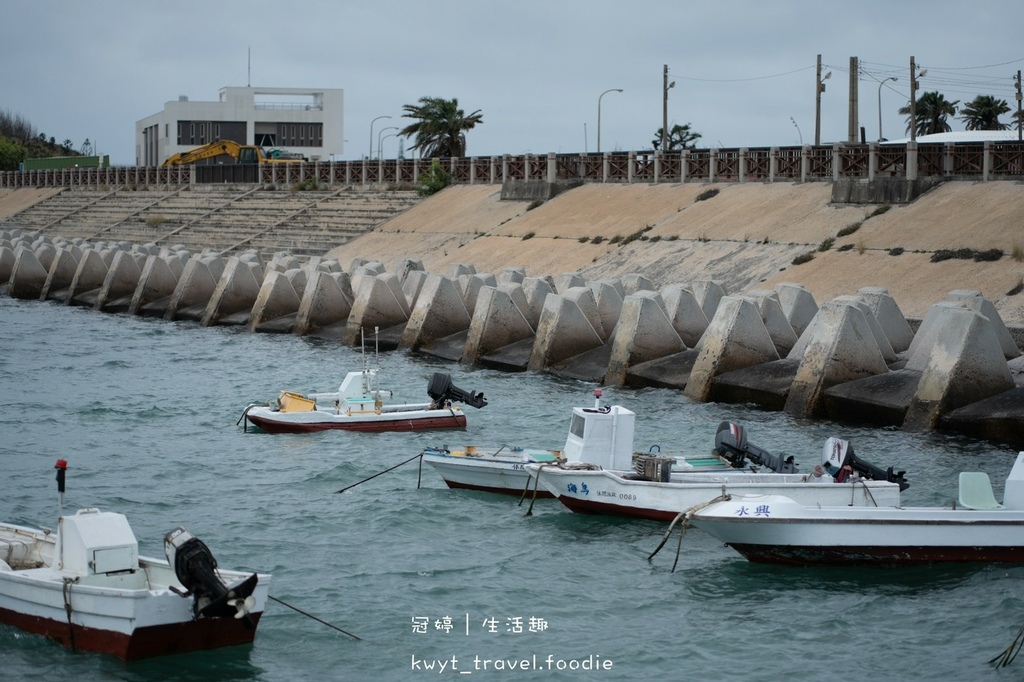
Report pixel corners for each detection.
[3,225,1024,448]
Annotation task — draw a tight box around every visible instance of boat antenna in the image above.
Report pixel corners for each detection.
[374,326,381,400]
[55,458,68,519]
[360,327,369,397]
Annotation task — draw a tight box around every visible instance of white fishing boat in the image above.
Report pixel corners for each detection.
[421,390,736,497]
[528,425,908,521]
[242,370,486,434]
[0,460,270,661]
[688,452,1024,566]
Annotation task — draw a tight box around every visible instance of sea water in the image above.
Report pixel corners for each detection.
[1,295,1021,681]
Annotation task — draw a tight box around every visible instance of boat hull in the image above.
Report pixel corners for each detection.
[692,494,1024,566]
[423,447,560,497]
[246,407,467,434]
[534,467,902,522]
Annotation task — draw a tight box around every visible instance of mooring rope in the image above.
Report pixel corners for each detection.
[268,595,362,641]
[336,452,424,493]
[990,621,1024,668]
[648,493,731,572]
[62,578,77,653]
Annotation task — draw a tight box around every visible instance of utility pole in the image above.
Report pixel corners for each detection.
[662,64,675,151]
[1016,70,1022,141]
[814,55,830,146]
[848,56,859,144]
[910,56,919,142]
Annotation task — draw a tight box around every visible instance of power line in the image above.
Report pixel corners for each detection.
[675,65,814,83]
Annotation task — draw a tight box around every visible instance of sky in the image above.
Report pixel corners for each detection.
[4,1,1023,165]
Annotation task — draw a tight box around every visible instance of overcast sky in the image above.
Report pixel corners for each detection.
[4,1,1022,165]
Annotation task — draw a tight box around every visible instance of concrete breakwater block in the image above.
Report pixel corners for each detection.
[745,289,798,357]
[0,245,15,286]
[621,273,655,296]
[462,285,535,365]
[605,292,685,386]
[774,282,818,337]
[590,280,624,338]
[293,270,353,337]
[939,386,1024,445]
[662,284,709,349]
[527,292,604,371]
[691,280,727,323]
[39,247,80,301]
[95,250,145,312]
[66,248,112,307]
[129,254,185,317]
[201,256,264,327]
[832,295,896,363]
[562,286,607,341]
[400,274,472,351]
[344,273,411,346]
[458,273,497,317]
[554,272,585,294]
[165,255,225,321]
[856,286,914,354]
[945,290,1020,360]
[784,300,890,419]
[903,305,1016,431]
[248,269,303,333]
[7,245,50,300]
[497,267,526,286]
[684,296,780,402]
[522,277,555,328]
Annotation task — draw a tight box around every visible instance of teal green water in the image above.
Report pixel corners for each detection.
[1,296,1021,681]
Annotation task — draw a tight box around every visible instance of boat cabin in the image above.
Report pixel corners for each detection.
[562,404,636,471]
[58,508,139,581]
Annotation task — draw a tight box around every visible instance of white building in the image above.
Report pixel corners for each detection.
[136,86,344,166]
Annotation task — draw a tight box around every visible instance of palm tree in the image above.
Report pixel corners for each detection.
[651,123,702,151]
[898,91,959,137]
[959,95,1011,130]
[398,97,483,158]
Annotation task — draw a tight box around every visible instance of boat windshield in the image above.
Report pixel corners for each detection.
[569,413,585,439]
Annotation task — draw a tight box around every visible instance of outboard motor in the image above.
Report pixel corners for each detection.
[713,422,798,474]
[165,526,259,627]
[823,437,909,491]
[426,373,488,409]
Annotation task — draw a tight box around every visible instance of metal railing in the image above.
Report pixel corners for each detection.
[4,142,1023,189]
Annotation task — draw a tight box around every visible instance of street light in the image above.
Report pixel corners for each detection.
[369,115,391,160]
[379,133,398,159]
[814,54,831,146]
[791,117,803,145]
[377,127,397,160]
[877,76,898,141]
[909,57,926,142]
[597,88,623,153]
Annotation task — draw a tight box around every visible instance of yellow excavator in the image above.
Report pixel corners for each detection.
[162,140,306,166]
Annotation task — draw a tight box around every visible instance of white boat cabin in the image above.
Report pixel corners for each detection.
[562,402,636,471]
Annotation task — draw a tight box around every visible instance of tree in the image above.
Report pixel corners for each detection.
[80,138,93,156]
[898,91,959,137]
[959,95,1011,131]
[651,123,702,151]
[62,138,74,152]
[398,97,483,158]
[417,158,450,197]
[0,134,26,171]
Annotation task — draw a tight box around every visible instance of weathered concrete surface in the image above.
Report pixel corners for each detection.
[527,292,604,372]
[745,289,799,357]
[400,274,472,351]
[662,284,709,348]
[165,255,225,322]
[202,254,264,327]
[903,305,1016,431]
[248,269,303,333]
[605,291,685,386]
[945,290,1020,360]
[462,285,535,365]
[691,280,726,323]
[774,282,818,337]
[624,349,702,389]
[458,273,497,317]
[66,248,111,307]
[562,286,607,341]
[7,245,50,300]
[293,270,353,337]
[129,252,186,317]
[684,296,780,402]
[939,387,1024,446]
[784,300,890,419]
[39,247,81,301]
[0,244,15,286]
[402,270,429,307]
[95,250,145,313]
[344,273,411,346]
[832,295,897,363]
[856,286,914,354]
[521,277,555,327]
[590,280,624,339]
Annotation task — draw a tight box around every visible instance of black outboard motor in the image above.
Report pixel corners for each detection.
[165,526,259,627]
[824,437,909,491]
[713,421,798,474]
[426,373,488,409]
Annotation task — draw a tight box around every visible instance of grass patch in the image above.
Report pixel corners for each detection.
[526,199,543,211]
[818,237,835,252]
[868,204,892,218]
[837,221,862,237]
[591,235,605,244]
[837,243,855,252]
[620,229,646,246]
[1009,278,1024,296]
[857,241,866,254]
[609,235,623,244]
[888,247,904,256]
[695,188,720,202]
[931,248,1003,263]
[521,232,535,240]
[648,235,661,243]
[1012,244,1024,262]
[145,214,167,228]
[666,235,679,241]
[792,251,815,265]
[578,236,590,243]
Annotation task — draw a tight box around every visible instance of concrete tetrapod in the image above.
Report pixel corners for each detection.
[605,291,686,386]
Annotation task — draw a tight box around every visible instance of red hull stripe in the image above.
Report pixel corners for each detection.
[556,496,672,521]
[444,480,553,498]
[0,606,262,661]
[729,544,1024,566]
[247,414,466,434]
